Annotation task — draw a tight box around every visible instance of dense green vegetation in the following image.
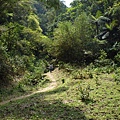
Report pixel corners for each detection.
[0,0,120,119]
[0,67,120,120]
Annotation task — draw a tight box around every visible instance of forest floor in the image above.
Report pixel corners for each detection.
[0,68,120,120]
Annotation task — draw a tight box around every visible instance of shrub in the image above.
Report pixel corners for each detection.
[95,50,113,67]
[113,74,120,84]
[88,72,93,79]
[0,43,14,86]
[79,84,90,101]
[94,76,100,86]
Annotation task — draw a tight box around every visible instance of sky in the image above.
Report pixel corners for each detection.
[63,0,73,7]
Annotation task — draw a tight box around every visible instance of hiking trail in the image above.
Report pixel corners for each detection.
[0,70,57,106]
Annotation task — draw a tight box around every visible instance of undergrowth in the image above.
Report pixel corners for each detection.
[0,63,120,120]
[0,60,50,102]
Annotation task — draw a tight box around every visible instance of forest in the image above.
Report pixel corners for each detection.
[0,0,120,120]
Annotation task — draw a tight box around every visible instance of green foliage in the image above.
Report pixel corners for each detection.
[27,13,42,32]
[58,2,83,22]
[74,13,94,50]
[51,13,95,63]
[79,84,91,102]
[99,50,107,60]
[113,68,120,84]
[0,0,120,87]
[95,50,113,67]
[0,41,14,86]
[0,1,120,119]
[0,21,48,82]
[88,72,93,79]
[94,76,100,86]
[0,62,120,120]
[114,51,120,65]
[0,0,20,23]
[113,74,120,85]
[40,0,60,9]
[0,0,52,86]
[52,21,83,62]
[20,60,46,86]
[22,72,42,86]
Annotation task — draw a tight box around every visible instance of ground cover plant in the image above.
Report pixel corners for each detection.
[0,66,119,120]
[0,67,50,102]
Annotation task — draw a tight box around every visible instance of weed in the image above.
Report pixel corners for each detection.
[94,76,100,86]
[22,72,42,86]
[41,78,50,85]
[79,84,91,102]
[113,74,120,84]
[88,72,93,79]
[15,84,26,93]
[72,71,84,79]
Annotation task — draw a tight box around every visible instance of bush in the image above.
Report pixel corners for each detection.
[113,69,120,84]
[79,84,90,101]
[52,22,83,62]
[114,52,120,65]
[0,43,14,86]
[21,72,42,86]
[21,60,46,86]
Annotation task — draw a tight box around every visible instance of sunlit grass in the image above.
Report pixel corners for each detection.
[0,67,120,120]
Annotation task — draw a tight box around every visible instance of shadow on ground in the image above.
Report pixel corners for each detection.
[43,86,69,95]
[0,89,87,120]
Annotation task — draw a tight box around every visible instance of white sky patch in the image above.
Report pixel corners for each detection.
[62,0,73,7]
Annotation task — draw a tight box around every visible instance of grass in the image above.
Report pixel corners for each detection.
[0,75,50,102]
[0,67,120,120]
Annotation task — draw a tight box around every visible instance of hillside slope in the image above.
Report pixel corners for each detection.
[0,68,120,120]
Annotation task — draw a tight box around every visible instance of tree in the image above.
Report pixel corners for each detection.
[51,22,83,62]
[51,13,97,63]
[0,0,53,86]
[40,0,60,9]
[90,14,110,35]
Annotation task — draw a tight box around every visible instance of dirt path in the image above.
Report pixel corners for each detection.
[0,71,57,106]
